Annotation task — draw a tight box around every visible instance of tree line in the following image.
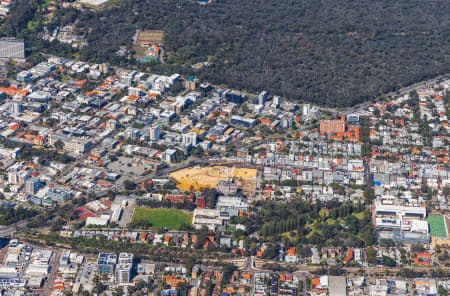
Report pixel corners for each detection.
[0,206,38,225]
[3,0,449,106]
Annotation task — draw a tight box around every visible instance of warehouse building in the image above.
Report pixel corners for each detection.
[375,201,429,244]
[0,38,25,61]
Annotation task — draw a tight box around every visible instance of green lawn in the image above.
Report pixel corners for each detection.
[132,207,192,230]
[354,211,368,219]
[319,209,329,217]
[427,215,447,238]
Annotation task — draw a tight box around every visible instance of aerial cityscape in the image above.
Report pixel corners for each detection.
[0,0,449,296]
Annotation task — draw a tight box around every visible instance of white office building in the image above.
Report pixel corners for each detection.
[116,253,133,284]
[116,264,132,283]
[25,177,40,194]
[182,132,198,147]
[10,101,22,115]
[149,125,160,141]
[118,253,133,265]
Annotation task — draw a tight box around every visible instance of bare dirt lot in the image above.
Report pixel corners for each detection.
[169,166,257,191]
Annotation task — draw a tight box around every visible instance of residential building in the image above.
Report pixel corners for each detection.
[25,178,40,195]
[149,125,160,141]
[116,253,133,283]
[320,117,346,135]
[182,132,198,147]
[49,133,92,154]
[230,115,256,128]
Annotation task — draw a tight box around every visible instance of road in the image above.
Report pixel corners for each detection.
[42,248,61,296]
[302,276,307,296]
[239,256,252,271]
[248,272,255,296]
[364,157,371,189]
[240,256,272,273]
[159,47,166,64]
[0,218,33,237]
[251,257,450,274]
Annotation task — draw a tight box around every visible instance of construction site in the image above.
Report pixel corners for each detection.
[169,166,258,193]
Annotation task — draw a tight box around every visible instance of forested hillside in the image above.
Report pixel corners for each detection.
[2,0,450,106]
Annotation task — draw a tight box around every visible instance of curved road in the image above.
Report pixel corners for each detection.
[0,218,33,237]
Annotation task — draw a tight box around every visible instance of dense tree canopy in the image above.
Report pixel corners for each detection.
[1,0,449,106]
[255,200,377,248]
[0,206,38,225]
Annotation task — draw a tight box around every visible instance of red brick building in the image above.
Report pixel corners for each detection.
[164,194,194,203]
[320,116,346,135]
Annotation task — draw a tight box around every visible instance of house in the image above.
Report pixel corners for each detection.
[343,249,353,265]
